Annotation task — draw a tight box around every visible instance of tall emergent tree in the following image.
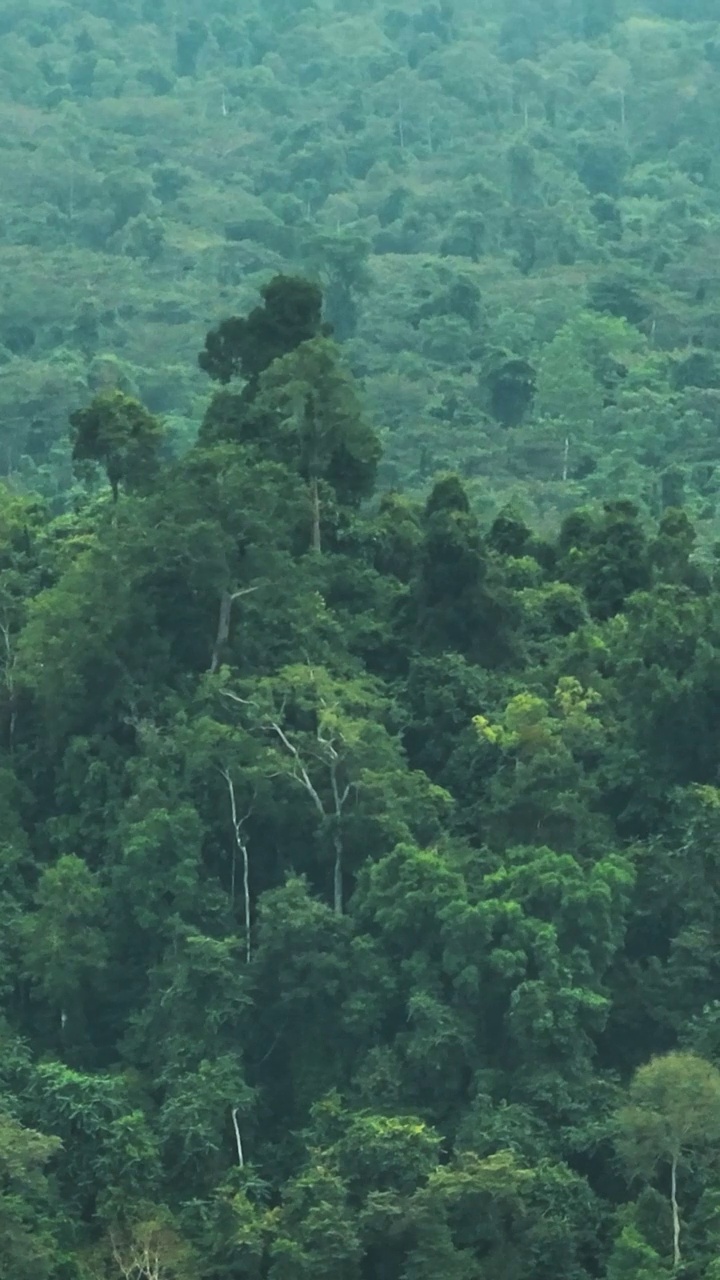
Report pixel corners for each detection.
[617,1052,720,1267]
[251,337,380,551]
[198,275,328,390]
[70,390,166,501]
[199,276,379,550]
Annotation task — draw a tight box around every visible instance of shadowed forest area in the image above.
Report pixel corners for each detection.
[3,1,720,1277]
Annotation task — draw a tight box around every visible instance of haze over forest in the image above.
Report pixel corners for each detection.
[3,1,720,1277]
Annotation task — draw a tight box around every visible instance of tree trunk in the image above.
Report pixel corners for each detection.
[210,590,233,675]
[333,829,343,916]
[222,771,252,963]
[242,836,250,965]
[231,1107,244,1168]
[310,475,321,553]
[671,1153,681,1268]
[209,587,258,674]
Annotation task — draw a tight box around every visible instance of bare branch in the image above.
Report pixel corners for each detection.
[269,721,326,818]
[220,689,257,709]
[317,730,340,759]
[229,587,260,602]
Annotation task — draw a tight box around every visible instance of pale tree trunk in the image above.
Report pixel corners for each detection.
[332,829,343,916]
[209,586,258,674]
[222,770,252,963]
[310,476,321,553]
[671,1153,681,1268]
[223,685,352,917]
[231,1107,244,1168]
[210,591,233,674]
[328,756,348,916]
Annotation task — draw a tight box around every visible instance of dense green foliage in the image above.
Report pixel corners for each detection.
[4,0,720,535]
[4,0,720,1276]
[0,265,720,1275]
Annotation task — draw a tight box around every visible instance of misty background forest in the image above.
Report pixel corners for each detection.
[3,0,720,1277]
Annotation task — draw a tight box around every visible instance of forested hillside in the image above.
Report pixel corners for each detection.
[4,0,720,1277]
[1,270,720,1278]
[4,0,720,528]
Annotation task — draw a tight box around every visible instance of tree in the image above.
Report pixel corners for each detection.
[70,390,166,501]
[29,1062,160,1223]
[414,476,517,666]
[556,502,651,619]
[403,1150,597,1280]
[249,876,354,1119]
[606,1222,669,1280]
[122,929,254,1196]
[301,226,372,339]
[617,1052,720,1266]
[91,1208,197,1280]
[535,311,643,441]
[220,663,402,914]
[269,1162,362,1280]
[484,352,537,427]
[0,1112,60,1280]
[251,337,380,551]
[20,853,108,1032]
[198,275,327,389]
